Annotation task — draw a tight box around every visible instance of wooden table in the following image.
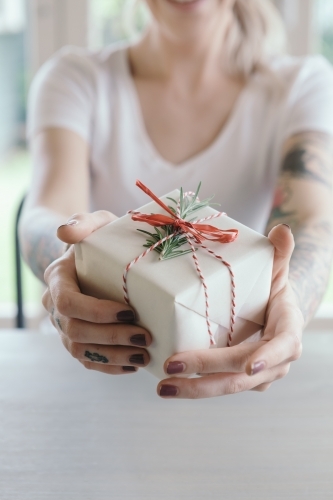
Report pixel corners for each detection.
[0,330,332,500]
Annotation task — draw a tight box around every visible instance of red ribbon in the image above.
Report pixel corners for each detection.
[133,180,238,244]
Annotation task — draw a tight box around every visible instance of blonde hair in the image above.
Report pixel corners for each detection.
[226,0,287,76]
[125,0,287,78]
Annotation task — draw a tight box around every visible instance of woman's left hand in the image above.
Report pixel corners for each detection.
[158,224,304,399]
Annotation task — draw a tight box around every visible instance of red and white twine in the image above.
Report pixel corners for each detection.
[122,184,237,347]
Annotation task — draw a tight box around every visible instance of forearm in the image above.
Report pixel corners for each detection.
[288,218,333,325]
[266,131,333,326]
[19,206,66,282]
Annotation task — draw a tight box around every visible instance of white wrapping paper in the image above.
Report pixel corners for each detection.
[75,190,274,379]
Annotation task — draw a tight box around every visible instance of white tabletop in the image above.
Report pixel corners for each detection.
[0,330,332,500]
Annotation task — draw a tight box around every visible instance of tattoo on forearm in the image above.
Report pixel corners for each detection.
[20,209,64,282]
[85,351,109,364]
[289,221,333,324]
[266,132,333,324]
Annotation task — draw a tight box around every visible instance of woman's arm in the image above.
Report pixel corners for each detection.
[19,128,90,281]
[156,131,333,399]
[21,127,152,374]
[266,131,333,324]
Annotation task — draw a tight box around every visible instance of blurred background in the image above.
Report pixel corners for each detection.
[0,0,333,328]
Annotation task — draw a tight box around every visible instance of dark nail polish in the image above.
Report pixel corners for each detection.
[122,366,137,372]
[167,361,185,375]
[117,310,136,322]
[129,354,145,365]
[251,361,266,376]
[282,224,291,230]
[130,334,147,347]
[159,385,179,397]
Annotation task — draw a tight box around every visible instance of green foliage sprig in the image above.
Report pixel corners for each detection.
[137,183,218,261]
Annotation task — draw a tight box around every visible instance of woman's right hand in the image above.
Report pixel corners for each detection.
[42,211,152,375]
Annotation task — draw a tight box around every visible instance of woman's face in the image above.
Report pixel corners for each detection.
[145,0,235,39]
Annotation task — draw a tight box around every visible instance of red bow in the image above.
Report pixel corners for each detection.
[132,180,238,244]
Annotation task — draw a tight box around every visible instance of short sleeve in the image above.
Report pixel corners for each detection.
[27,47,96,142]
[283,56,333,140]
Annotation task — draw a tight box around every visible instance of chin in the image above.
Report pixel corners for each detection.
[147,0,225,17]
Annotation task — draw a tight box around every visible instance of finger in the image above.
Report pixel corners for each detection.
[157,364,289,399]
[42,287,53,314]
[80,361,139,375]
[60,333,150,367]
[45,249,137,324]
[52,313,152,347]
[164,342,264,376]
[245,330,302,376]
[251,383,272,392]
[57,210,118,244]
[268,224,295,292]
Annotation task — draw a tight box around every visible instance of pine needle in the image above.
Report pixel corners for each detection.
[136,183,214,260]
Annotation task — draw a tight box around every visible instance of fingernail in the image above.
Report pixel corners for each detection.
[251,361,266,376]
[159,385,179,397]
[167,361,186,375]
[129,354,145,365]
[58,220,78,230]
[130,334,147,347]
[281,224,291,230]
[117,310,136,322]
[122,366,137,372]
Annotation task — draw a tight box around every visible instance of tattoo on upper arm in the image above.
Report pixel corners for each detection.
[282,148,332,187]
[281,132,333,188]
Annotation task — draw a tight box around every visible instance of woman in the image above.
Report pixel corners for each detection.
[20,0,333,398]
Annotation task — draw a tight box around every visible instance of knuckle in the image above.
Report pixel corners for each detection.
[187,382,201,400]
[89,303,106,324]
[291,337,303,361]
[55,292,71,317]
[193,354,207,374]
[234,351,251,372]
[66,319,79,342]
[227,377,245,395]
[255,383,272,393]
[43,258,59,284]
[68,341,80,359]
[277,364,290,380]
[108,326,119,345]
[98,210,111,218]
[41,289,51,311]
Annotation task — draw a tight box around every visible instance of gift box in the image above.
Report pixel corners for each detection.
[75,183,274,379]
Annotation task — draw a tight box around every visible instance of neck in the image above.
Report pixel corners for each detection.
[130,9,234,88]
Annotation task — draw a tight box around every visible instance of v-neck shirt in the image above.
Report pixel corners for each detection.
[27,43,333,233]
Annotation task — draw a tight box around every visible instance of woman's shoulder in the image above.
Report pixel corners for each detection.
[34,42,130,87]
[267,54,333,89]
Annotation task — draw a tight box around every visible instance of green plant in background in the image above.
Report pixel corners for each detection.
[321,29,333,64]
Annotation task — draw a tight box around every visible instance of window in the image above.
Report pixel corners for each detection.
[316,0,333,64]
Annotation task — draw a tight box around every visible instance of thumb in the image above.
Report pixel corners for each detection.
[268,224,295,286]
[57,210,118,244]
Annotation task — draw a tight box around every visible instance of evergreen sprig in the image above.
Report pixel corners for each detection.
[137,183,218,261]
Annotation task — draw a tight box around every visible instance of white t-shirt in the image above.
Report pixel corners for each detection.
[27,44,333,233]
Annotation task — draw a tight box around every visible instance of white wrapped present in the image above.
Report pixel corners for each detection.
[75,184,274,379]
